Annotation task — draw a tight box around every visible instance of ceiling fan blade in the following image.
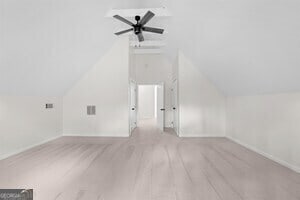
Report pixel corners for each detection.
[115,28,133,35]
[113,15,134,26]
[139,11,155,25]
[143,26,164,34]
[137,33,144,42]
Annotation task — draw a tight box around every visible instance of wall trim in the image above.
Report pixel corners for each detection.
[227,136,300,174]
[0,135,62,161]
[63,133,130,137]
[179,133,225,138]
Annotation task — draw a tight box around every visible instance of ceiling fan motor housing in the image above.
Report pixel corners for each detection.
[134,25,142,35]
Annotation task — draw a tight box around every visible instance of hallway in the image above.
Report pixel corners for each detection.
[0,124,300,200]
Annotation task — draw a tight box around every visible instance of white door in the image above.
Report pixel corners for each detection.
[172,80,179,135]
[156,83,164,132]
[130,81,137,133]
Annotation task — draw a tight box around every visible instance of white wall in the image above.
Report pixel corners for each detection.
[0,96,62,159]
[226,93,300,172]
[138,85,155,120]
[129,48,136,81]
[178,51,226,137]
[132,54,173,127]
[63,37,130,137]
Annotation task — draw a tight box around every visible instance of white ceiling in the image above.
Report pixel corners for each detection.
[1,0,300,96]
[105,7,171,18]
[0,0,138,96]
[144,0,300,96]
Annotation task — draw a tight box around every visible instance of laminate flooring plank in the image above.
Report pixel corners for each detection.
[166,144,221,200]
[179,142,243,200]
[0,121,300,200]
[151,145,176,200]
[132,146,153,200]
[196,143,299,200]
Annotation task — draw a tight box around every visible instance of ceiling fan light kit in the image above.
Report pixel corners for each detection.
[113,11,164,42]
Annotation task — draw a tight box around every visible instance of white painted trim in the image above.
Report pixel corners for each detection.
[130,40,166,47]
[129,79,137,136]
[227,136,300,174]
[179,133,225,138]
[0,135,62,161]
[133,48,162,54]
[63,134,130,137]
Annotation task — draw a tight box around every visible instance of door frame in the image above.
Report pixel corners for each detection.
[129,79,137,136]
[156,82,165,132]
[171,79,179,136]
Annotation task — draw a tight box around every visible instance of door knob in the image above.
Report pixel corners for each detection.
[160,108,165,111]
[131,108,135,110]
[173,107,176,110]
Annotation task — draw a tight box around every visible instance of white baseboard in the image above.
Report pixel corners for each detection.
[179,133,225,138]
[227,136,300,174]
[0,135,62,161]
[63,133,130,137]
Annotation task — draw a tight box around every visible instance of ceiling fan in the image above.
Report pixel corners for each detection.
[113,11,164,42]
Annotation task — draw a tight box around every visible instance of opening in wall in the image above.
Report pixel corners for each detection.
[137,83,164,131]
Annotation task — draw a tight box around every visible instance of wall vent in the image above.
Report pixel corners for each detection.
[46,104,54,109]
[87,105,96,115]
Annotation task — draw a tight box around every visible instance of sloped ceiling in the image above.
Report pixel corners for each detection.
[142,0,300,96]
[1,0,300,96]
[0,0,138,96]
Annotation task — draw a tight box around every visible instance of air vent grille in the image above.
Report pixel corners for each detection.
[87,105,96,115]
[46,104,54,109]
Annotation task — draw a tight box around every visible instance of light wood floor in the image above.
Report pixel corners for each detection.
[0,124,300,200]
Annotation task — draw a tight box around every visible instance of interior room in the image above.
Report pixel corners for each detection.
[137,85,157,126]
[0,0,300,199]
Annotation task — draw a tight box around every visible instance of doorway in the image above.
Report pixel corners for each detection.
[137,84,164,131]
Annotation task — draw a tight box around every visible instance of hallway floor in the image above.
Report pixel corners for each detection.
[0,124,300,200]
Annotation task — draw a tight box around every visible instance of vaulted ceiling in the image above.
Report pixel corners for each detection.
[1,0,300,96]
[0,0,138,95]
